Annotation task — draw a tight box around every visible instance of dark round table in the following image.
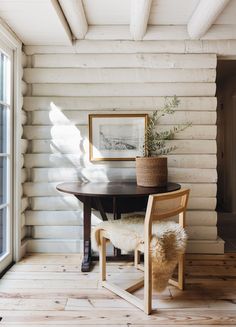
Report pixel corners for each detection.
[57,181,181,271]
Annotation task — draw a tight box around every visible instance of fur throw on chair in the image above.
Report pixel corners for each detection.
[92,215,187,292]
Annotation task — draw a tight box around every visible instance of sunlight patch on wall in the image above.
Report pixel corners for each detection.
[48,102,109,182]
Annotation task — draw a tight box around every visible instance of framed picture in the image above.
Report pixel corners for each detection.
[89,114,148,161]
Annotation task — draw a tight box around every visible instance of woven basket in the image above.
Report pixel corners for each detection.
[136,157,167,187]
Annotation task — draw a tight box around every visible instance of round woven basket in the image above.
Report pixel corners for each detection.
[136,157,167,187]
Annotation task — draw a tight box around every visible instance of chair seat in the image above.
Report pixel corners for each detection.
[93,214,186,254]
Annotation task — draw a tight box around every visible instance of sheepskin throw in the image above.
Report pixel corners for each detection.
[92,215,187,292]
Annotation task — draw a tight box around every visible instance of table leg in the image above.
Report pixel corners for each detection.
[113,197,121,257]
[81,196,92,272]
[94,198,108,221]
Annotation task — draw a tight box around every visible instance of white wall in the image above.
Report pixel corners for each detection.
[22,40,224,254]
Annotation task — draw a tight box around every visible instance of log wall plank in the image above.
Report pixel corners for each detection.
[24,96,217,111]
[32,83,216,97]
[29,196,216,211]
[25,210,217,227]
[22,40,236,56]
[24,125,217,141]
[29,110,216,126]
[23,153,217,169]
[31,225,217,240]
[24,68,216,83]
[23,182,216,197]
[32,53,217,69]
[30,167,217,183]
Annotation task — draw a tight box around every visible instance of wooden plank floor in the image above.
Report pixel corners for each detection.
[0,253,236,326]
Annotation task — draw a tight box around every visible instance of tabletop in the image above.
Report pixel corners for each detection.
[56,181,181,198]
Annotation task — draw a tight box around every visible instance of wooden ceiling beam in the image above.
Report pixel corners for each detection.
[58,0,88,39]
[187,0,231,39]
[130,0,153,41]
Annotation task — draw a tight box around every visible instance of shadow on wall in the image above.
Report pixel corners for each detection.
[49,102,136,183]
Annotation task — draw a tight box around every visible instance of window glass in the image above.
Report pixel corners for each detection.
[0,53,10,104]
[0,208,7,256]
[0,157,7,205]
[0,104,7,153]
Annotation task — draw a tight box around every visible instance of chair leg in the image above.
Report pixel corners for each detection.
[178,253,185,290]
[134,249,140,268]
[99,235,106,281]
[144,249,152,314]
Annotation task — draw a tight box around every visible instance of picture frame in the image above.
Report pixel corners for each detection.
[89,114,148,161]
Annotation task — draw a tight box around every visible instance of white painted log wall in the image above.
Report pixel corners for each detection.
[22,42,224,254]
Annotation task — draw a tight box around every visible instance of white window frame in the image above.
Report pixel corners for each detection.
[0,19,23,265]
[0,41,13,271]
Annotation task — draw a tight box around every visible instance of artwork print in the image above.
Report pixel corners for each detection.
[89,114,147,161]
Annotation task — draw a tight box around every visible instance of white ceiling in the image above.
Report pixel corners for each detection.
[0,0,71,45]
[83,0,130,25]
[149,0,200,25]
[0,0,235,45]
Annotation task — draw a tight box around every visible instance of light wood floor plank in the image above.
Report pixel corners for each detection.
[10,262,135,273]
[0,298,66,311]
[186,266,236,277]
[186,260,236,266]
[18,254,83,265]
[0,279,98,289]
[1,309,236,324]
[65,298,236,310]
[186,254,236,260]
[2,271,143,280]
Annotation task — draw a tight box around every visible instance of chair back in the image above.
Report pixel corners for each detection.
[144,189,190,228]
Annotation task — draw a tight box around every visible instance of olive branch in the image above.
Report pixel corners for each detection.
[143,96,192,157]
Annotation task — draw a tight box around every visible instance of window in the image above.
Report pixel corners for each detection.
[0,43,13,271]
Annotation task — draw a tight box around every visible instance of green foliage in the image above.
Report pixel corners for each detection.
[143,96,191,157]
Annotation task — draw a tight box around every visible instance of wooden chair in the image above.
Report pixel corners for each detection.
[98,188,190,314]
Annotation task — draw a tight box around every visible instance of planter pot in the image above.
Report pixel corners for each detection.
[136,157,167,187]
